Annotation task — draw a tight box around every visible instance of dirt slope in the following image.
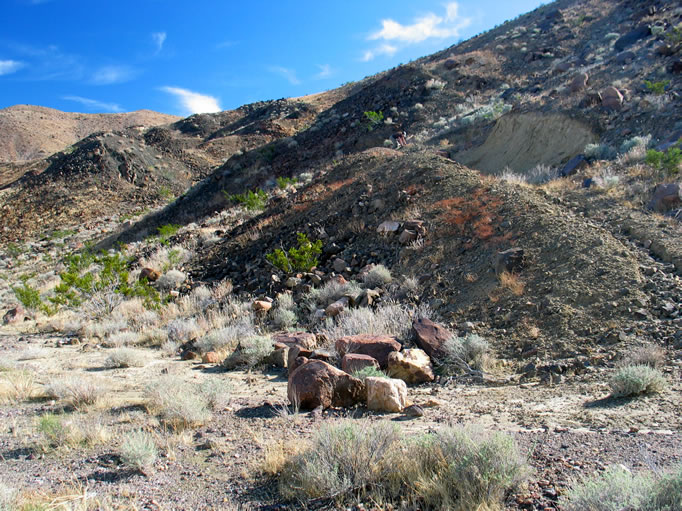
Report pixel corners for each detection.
[0,105,179,162]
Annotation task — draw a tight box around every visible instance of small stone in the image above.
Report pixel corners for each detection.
[139,267,161,282]
[333,258,348,273]
[252,300,272,312]
[284,277,301,288]
[403,404,424,417]
[377,221,400,234]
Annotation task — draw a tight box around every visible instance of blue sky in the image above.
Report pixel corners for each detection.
[1,0,545,116]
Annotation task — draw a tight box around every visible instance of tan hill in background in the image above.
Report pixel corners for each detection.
[0,104,179,163]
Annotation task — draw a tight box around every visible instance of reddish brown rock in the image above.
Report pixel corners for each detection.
[288,345,313,373]
[181,350,199,361]
[341,353,380,374]
[201,351,223,364]
[601,86,623,110]
[272,332,317,350]
[252,300,272,312]
[325,297,349,317]
[648,183,681,213]
[2,306,26,325]
[569,73,588,93]
[139,267,161,282]
[335,335,401,368]
[288,360,366,409]
[412,318,452,360]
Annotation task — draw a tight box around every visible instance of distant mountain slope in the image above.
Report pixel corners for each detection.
[0,105,179,162]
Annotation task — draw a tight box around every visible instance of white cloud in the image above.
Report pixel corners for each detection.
[152,32,167,53]
[62,95,123,112]
[269,66,301,85]
[363,2,471,60]
[91,65,136,85]
[361,44,398,62]
[161,86,221,115]
[314,64,333,79]
[0,60,24,76]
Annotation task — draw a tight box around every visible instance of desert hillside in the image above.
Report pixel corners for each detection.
[0,0,681,509]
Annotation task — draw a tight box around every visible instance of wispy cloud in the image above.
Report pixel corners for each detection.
[8,43,83,80]
[361,44,397,62]
[91,65,136,85]
[268,66,301,85]
[62,95,123,112]
[363,2,471,60]
[0,60,25,76]
[160,86,221,115]
[314,64,333,79]
[152,32,167,54]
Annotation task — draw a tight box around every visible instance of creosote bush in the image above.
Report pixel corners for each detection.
[278,421,529,509]
[266,233,322,273]
[609,364,666,397]
[646,145,682,175]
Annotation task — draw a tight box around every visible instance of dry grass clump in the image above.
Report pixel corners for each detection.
[120,430,158,473]
[278,421,529,509]
[362,265,393,287]
[167,317,201,343]
[0,369,38,403]
[443,334,490,371]
[609,365,666,398]
[155,270,187,291]
[195,316,256,353]
[104,348,146,368]
[306,279,362,308]
[498,271,525,296]
[622,345,666,369]
[82,318,128,339]
[45,377,107,409]
[36,413,111,451]
[104,331,142,347]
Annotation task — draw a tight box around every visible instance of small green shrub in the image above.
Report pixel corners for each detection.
[266,233,322,273]
[276,176,298,189]
[362,264,393,287]
[561,465,653,511]
[645,145,682,175]
[363,110,384,131]
[157,224,181,245]
[12,282,53,315]
[5,242,25,259]
[645,80,670,96]
[609,364,666,397]
[352,366,389,380]
[158,186,174,201]
[120,430,157,472]
[225,188,267,211]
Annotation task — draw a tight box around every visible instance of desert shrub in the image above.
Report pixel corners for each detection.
[120,430,158,472]
[225,188,267,211]
[501,164,557,185]
[584,143,616,161]
[623,345,666,369]
[619,135,651,155]
[0,483,15,511]
[272,308,298,329]
[610,364,666,397]
[322,302,420,340]
[104,331,141,347]
[145,376,211,429]
[36,413,74,449]
[306,279,362,308]
[277,293,295,311]
[105,348,145,368]
[167,317,200,343]
[363,110,384,131]
[266,233,322,273]
[199,378,231,411]
[35,414,109,450]
[0,369,36,403]
[402,427,530,510]
[593,168,621,190]
[425,78,446,90]
[279,420,403,501]
[156,269,187,291]
[222,335,273,370]
[362,265,393,287]
[561,465,653,511]
[646,145,682,175]
[195,317,256,353]
[443,334,489,371]
[45,377,105,409]
[352,366,389,380]
[276,176,297,189]
[156,224,181,245]
[645,80,669,95]
[12,280,53,315]
[646,465,682,511]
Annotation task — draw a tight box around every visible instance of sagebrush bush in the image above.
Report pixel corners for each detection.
[622,345,666,369]
[156,270,187,290]
[584,143,616,161]
[443,334,489,370]
[46,377,105,409]
[362,265,393,287]
[272,308,297,329]
[647,465,682,510]
[145,377,211,429]
[609,364,666,397]
[222,335,273,370]
[195,317,256,353]
[105,348,145,368]
[120,430,158,472]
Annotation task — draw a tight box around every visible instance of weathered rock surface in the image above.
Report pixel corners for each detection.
[412,318,451,360]
[288,360,366,410]
[387,349,434,384]
[335,335,401,368]
[341,353,380,374]
[272,332,317,350]
[648,183,681,213]
[366,377,408,413]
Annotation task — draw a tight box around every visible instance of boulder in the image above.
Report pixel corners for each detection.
[2,306,26,325]
[333,258,348,273]
[494,248,525,275]
[288,360,366,410]
[614,26,651,52]
[366,377,408,413]
[377,220,401,234]
[387,349,435,384]
[335,335,401,368]
[412,318,451,360]
[273,332,317,350]
[560,154,588,177]
[201,351,223,364]
[325,297,349,317]
[139,267,161,282]
[252,300,272,312]
[648,183,682,213]
[601,86,623,110]
[568,73,588,93]
[342,353,380,374]
[288,345,313,373]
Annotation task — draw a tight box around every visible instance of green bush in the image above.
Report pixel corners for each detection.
[266,233,322,273]
[276,176,298,189]
[645,145,682,175]
[351,366,389,380]
[562,465,653,511]
[363,110,384,131]
[645,80,670,96]
[225,188,267,211]
[157,224,181,245]
[12,281,53,315]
